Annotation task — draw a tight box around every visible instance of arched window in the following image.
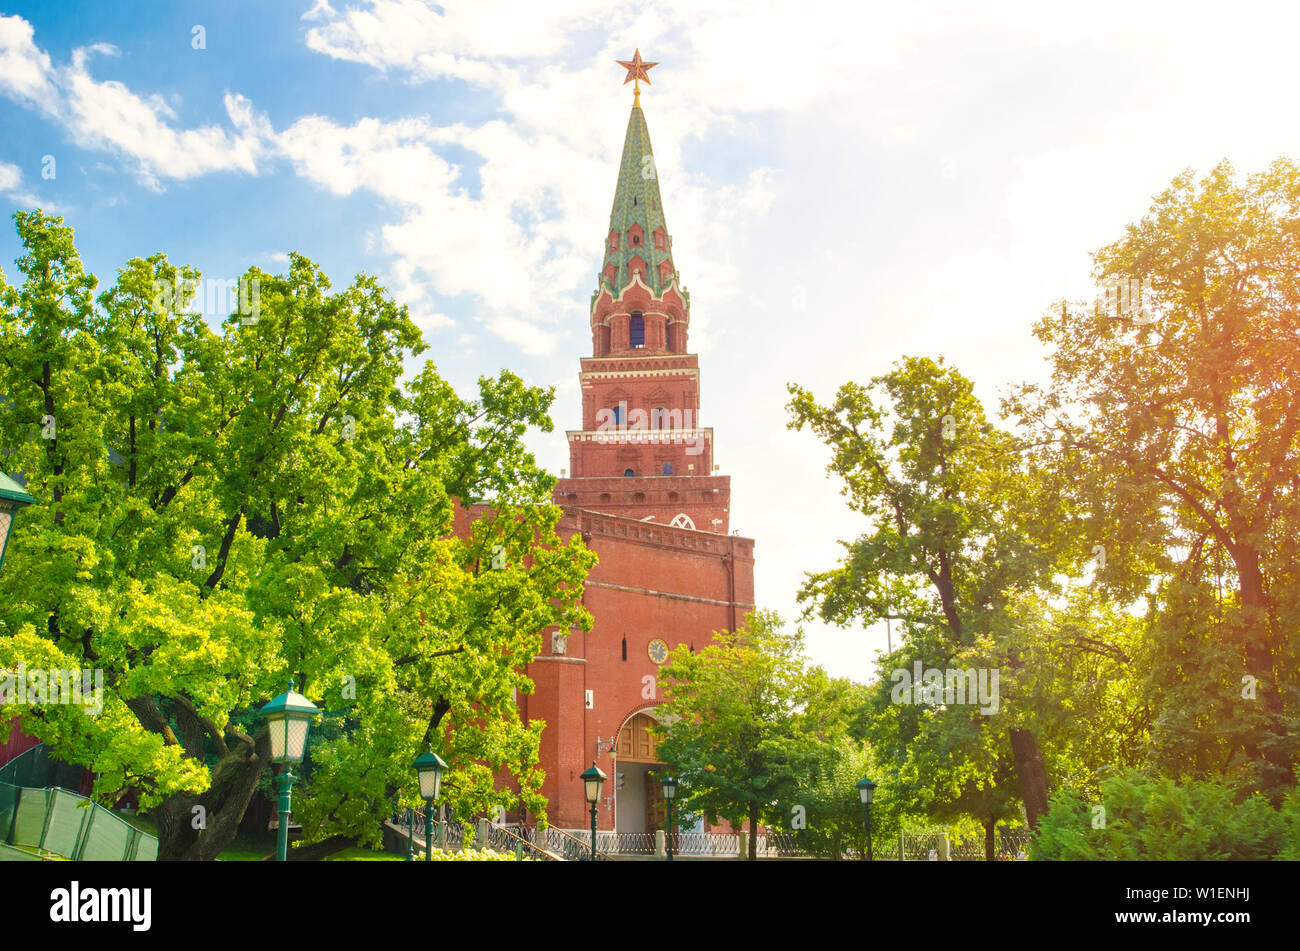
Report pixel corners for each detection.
[661,462,674,475]
[629,313,645,348]
[611,404,623,424]
[624,468,634,477]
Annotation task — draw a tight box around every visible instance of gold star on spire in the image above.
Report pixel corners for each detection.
[615,49,658,103]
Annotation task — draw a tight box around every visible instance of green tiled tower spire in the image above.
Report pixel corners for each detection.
[598,98,679,298]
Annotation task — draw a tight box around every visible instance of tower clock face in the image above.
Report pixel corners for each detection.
[647,638,669,664]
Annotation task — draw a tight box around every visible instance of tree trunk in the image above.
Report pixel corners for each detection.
[1228,545,1292,787]
[748,802,759,861]
[155,737,268,860]
[983,817,996,862]
[285,834,356,862]
[1234,547,1280,713]
[1009,728,1050,830]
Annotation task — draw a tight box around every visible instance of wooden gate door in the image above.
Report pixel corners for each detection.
[645,771,667,833]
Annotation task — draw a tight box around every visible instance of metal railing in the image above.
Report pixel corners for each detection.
[483,822,559,861]
[397,808,425,840]
[537,825,616,860]
[673,831,741,856]
[839,830,1031,861]
[900,832,947,861]
[949,830,1031,861]
[759,832,806,857]
[606,831,654,855]
[392,809,466,852]
[390,813,564,860]
[385,817,1032,861]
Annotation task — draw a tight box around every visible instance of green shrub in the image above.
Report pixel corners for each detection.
[416,847,528,861]
[1030,771,1294,860]
[1280,786,1300,861]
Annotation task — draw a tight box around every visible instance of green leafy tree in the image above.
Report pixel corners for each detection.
[1010,158,1300,791]
[760,666,880,859]
[654,610,845,860]
[1000,588,1149,798]
[787,731,879,858]
[788,357,1080,852]
[0,211,594,859]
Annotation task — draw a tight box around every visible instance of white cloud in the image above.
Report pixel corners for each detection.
[303,0,610,82]
[0,160,21,191]
[279,1,810,352]
[62,54,271,190]
[0,19,275,191]
[0,14,58,111]
[275,103,774,352]
[0,159,44,207]
[301,0,338,22]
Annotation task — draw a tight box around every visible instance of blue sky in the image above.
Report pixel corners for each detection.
[3,1,1300,682]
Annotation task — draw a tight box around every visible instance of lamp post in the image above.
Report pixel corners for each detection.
[405,806,415,862]
[856,777,876,862]
[580,761,607,861]
[259,683,321,861]
[412,749,447,863]
[0,473,36,576]
[660,775,678,862]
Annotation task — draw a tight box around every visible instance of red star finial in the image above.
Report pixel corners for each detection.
[615,49,658,93]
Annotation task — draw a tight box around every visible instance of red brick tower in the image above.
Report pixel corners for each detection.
[522,61,756,836]
[554,80,730,534]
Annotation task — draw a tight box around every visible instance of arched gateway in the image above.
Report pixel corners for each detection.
[613,710,667,834]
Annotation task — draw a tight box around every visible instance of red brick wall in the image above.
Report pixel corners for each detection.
[0,720,43,771]
[528,507,755,829]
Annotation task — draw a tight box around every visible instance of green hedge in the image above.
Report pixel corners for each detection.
[1030,771,1300,860]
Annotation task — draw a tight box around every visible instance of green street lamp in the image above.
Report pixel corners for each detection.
[856,777,877,862]
[661,775,678,862]
[260,683,321,861]
[412,749,448,862]
[580,761,607,861]
[0,473,36,576]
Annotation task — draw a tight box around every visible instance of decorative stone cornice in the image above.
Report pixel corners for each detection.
[565,427,713,443]
[560,506,755,557]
